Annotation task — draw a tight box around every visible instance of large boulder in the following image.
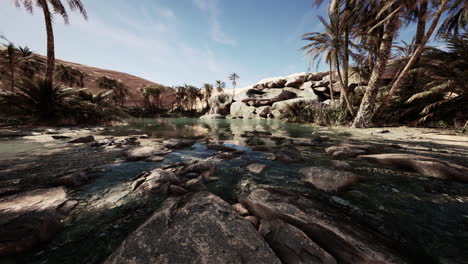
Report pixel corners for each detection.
[299,167,361,192]
[240,189,407,264]
[298,87,319,100]
[285,72,308,88]
[241,89,297,107]
[0,187,70,257]
[307,71,329,82]
[230,102,258,119]
[104,192,281,264]
[271,98,320,118]
[358,153,468,182]
[207,93,233,116]
[260,218,337,264]
[257,76,287,88]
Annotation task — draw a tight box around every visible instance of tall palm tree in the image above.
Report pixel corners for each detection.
[302,14,355,116]
[228,73,239,100]
[351,0,409,127]
[215,80,225,93]
[14,0,87,86]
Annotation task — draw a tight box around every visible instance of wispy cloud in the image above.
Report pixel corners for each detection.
[193,0,237,46]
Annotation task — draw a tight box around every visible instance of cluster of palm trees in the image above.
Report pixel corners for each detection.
[302,0,467,127]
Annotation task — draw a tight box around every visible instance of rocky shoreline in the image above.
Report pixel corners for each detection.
[1,125,468,263]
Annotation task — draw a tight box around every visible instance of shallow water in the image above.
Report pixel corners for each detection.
[6,118,468,264]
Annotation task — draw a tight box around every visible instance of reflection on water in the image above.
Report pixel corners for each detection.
[104,118,324,146]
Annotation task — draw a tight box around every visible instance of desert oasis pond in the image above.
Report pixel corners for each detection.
[0,118,467,264]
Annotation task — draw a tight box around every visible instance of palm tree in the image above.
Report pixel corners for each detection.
[375,0,449,118]
[141,84,166,111]
[202,83,213,109]
[302,13,355,116]
[403,33,468,125]
[351,0,408,127]
[14,0,87,86]
[215,80,225,93]
[228,73,239,100]
[438,0,468,37]
[0,42,38,91]
[55,64,85,87]
[96,76,129,106]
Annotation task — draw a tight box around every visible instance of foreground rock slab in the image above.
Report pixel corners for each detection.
[105,192,281,264]
[0,187,69,256]
[299,167,361,192]
[240,189,406,264]
[358,153,468,182]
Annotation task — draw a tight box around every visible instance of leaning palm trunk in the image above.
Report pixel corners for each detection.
[39,0,55,86]
[352,15,400,128]
[375,0,448,117]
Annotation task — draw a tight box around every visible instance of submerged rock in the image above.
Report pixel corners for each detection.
[207,144,237,152]
[200,114,225,119]
[163,139,196,149]
[325,143,384,158]
[330,160,352,170]
[358,153,468,182]
[104,192,281,264]
[246,163,268,174]
[68,136,95,143]
[240,189,406,264]
[274,148,303,163]
[260,218,337,264]
[125,146,171,161]
[299,167,361,192]
[51,172,92,187]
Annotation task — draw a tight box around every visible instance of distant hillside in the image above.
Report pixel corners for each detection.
[0,54,175,108]
[55,58,175,108]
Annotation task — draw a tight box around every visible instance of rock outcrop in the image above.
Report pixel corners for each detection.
[216,71,366,119]
[240,189,407,264]
[104,192,281,264]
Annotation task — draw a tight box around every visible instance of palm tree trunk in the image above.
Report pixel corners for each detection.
[39,0,55,86]
[374,0,448,118]
[328,64,334,103]
[335,54,355,117]
[9,68,15,91]
[352,15,400,128]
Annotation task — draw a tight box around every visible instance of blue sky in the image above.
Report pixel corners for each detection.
[0,0,430,88]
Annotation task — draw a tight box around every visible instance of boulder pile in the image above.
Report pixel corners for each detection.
[203,71,366,120]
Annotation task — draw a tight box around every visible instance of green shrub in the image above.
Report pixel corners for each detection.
[281,101,349,126]
[0,77,125,125]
